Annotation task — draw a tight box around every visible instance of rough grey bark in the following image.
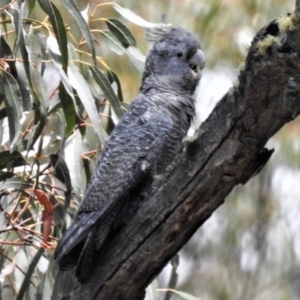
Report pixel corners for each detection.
[53,7,300,300]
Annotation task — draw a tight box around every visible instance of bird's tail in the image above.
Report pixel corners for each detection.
[74,199,125,284]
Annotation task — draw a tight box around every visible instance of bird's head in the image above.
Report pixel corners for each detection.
[142,26,205,95]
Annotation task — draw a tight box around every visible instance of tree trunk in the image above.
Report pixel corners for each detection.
[53,5,300,300]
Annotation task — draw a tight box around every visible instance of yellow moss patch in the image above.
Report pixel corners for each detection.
[277,13,297,33]
[256,35,277,55]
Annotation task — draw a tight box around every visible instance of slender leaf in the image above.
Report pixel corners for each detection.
[47,36,78,117]
[49,193,66,232]
[106,18,137,48]
[0,171,14,181]
[0,34,12,56]
[10,3,32,89]
[101,31,145,73]
[107,69,123,102]
[0,150,27,169]
[28,0,36,15]
[0,36,30,111]
[27,107,47,151]
[101,31,124,55]
[16,248,45,300]
[50,1,68,70]
[82,64,104,106]
[0,36,17,80]
[1,70,23,148]
[30,64,49,110]
[112,3,164,28]
[15,61,31,111]
[32,30,48,76]
[50,154,72,211]
[14,248,29,291]
[68,63,108,145]
[11,3,23,56]
[0,176,32,190]
[25,29,43,66]
[46,106,67,152]
[64,130,85,196]
[90,66,123,119]
[61,0,96,65]
[38,0,68,71]
[58,82,76,136]
[14,140,28,153]
[68,42,77,60]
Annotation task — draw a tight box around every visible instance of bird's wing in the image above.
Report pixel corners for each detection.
[54,105,173,265]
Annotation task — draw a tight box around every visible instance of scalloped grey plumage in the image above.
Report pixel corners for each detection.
[54,25,205,284]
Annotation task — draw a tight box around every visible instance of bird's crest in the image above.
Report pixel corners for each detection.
[146,25,189,43]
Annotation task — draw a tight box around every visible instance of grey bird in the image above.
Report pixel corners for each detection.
[54,25,205,284]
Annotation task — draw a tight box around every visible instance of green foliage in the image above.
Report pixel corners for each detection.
[0,1,155,298]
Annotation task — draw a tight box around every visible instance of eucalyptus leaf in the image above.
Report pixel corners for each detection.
[9,3,32,92]
[46,108,66,154]
[107,69,123,103]
[0,34,12,57]
[50,192,66,231]
[58,82,76,136]
[43,62,60,105]
[61,0,96,65]
[47,36,77,119]
[68,42,77,60]
[100,31,125,55]
[68,63,108,145]
[0,36,17,78]
[0,175,32,190]
[27,109,46,151]
[64,130,85,196]
[38,0,68,71]
[0,150,27,169]
[0,171,14,181]
[49,154,72,210]
[112,3,165,28]
[1,70,23,148]
[33,30,49,76]
[11,3,23,56]
[30,64,49,110]
[101,31,145,73]
[90,66,123,119]
[14,248,29,291]
[106,18,137,48]
[15,61,31,111]
[28,0,37,16]
[25,29,43,66]
[16,248,44,300]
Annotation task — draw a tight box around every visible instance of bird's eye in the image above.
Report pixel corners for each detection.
[177,52,183,57]
[189,64,197,72]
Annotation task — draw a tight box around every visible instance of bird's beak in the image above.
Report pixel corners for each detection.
[190,49,205,80]
[190,49,205,71]
[195,49,206,70]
